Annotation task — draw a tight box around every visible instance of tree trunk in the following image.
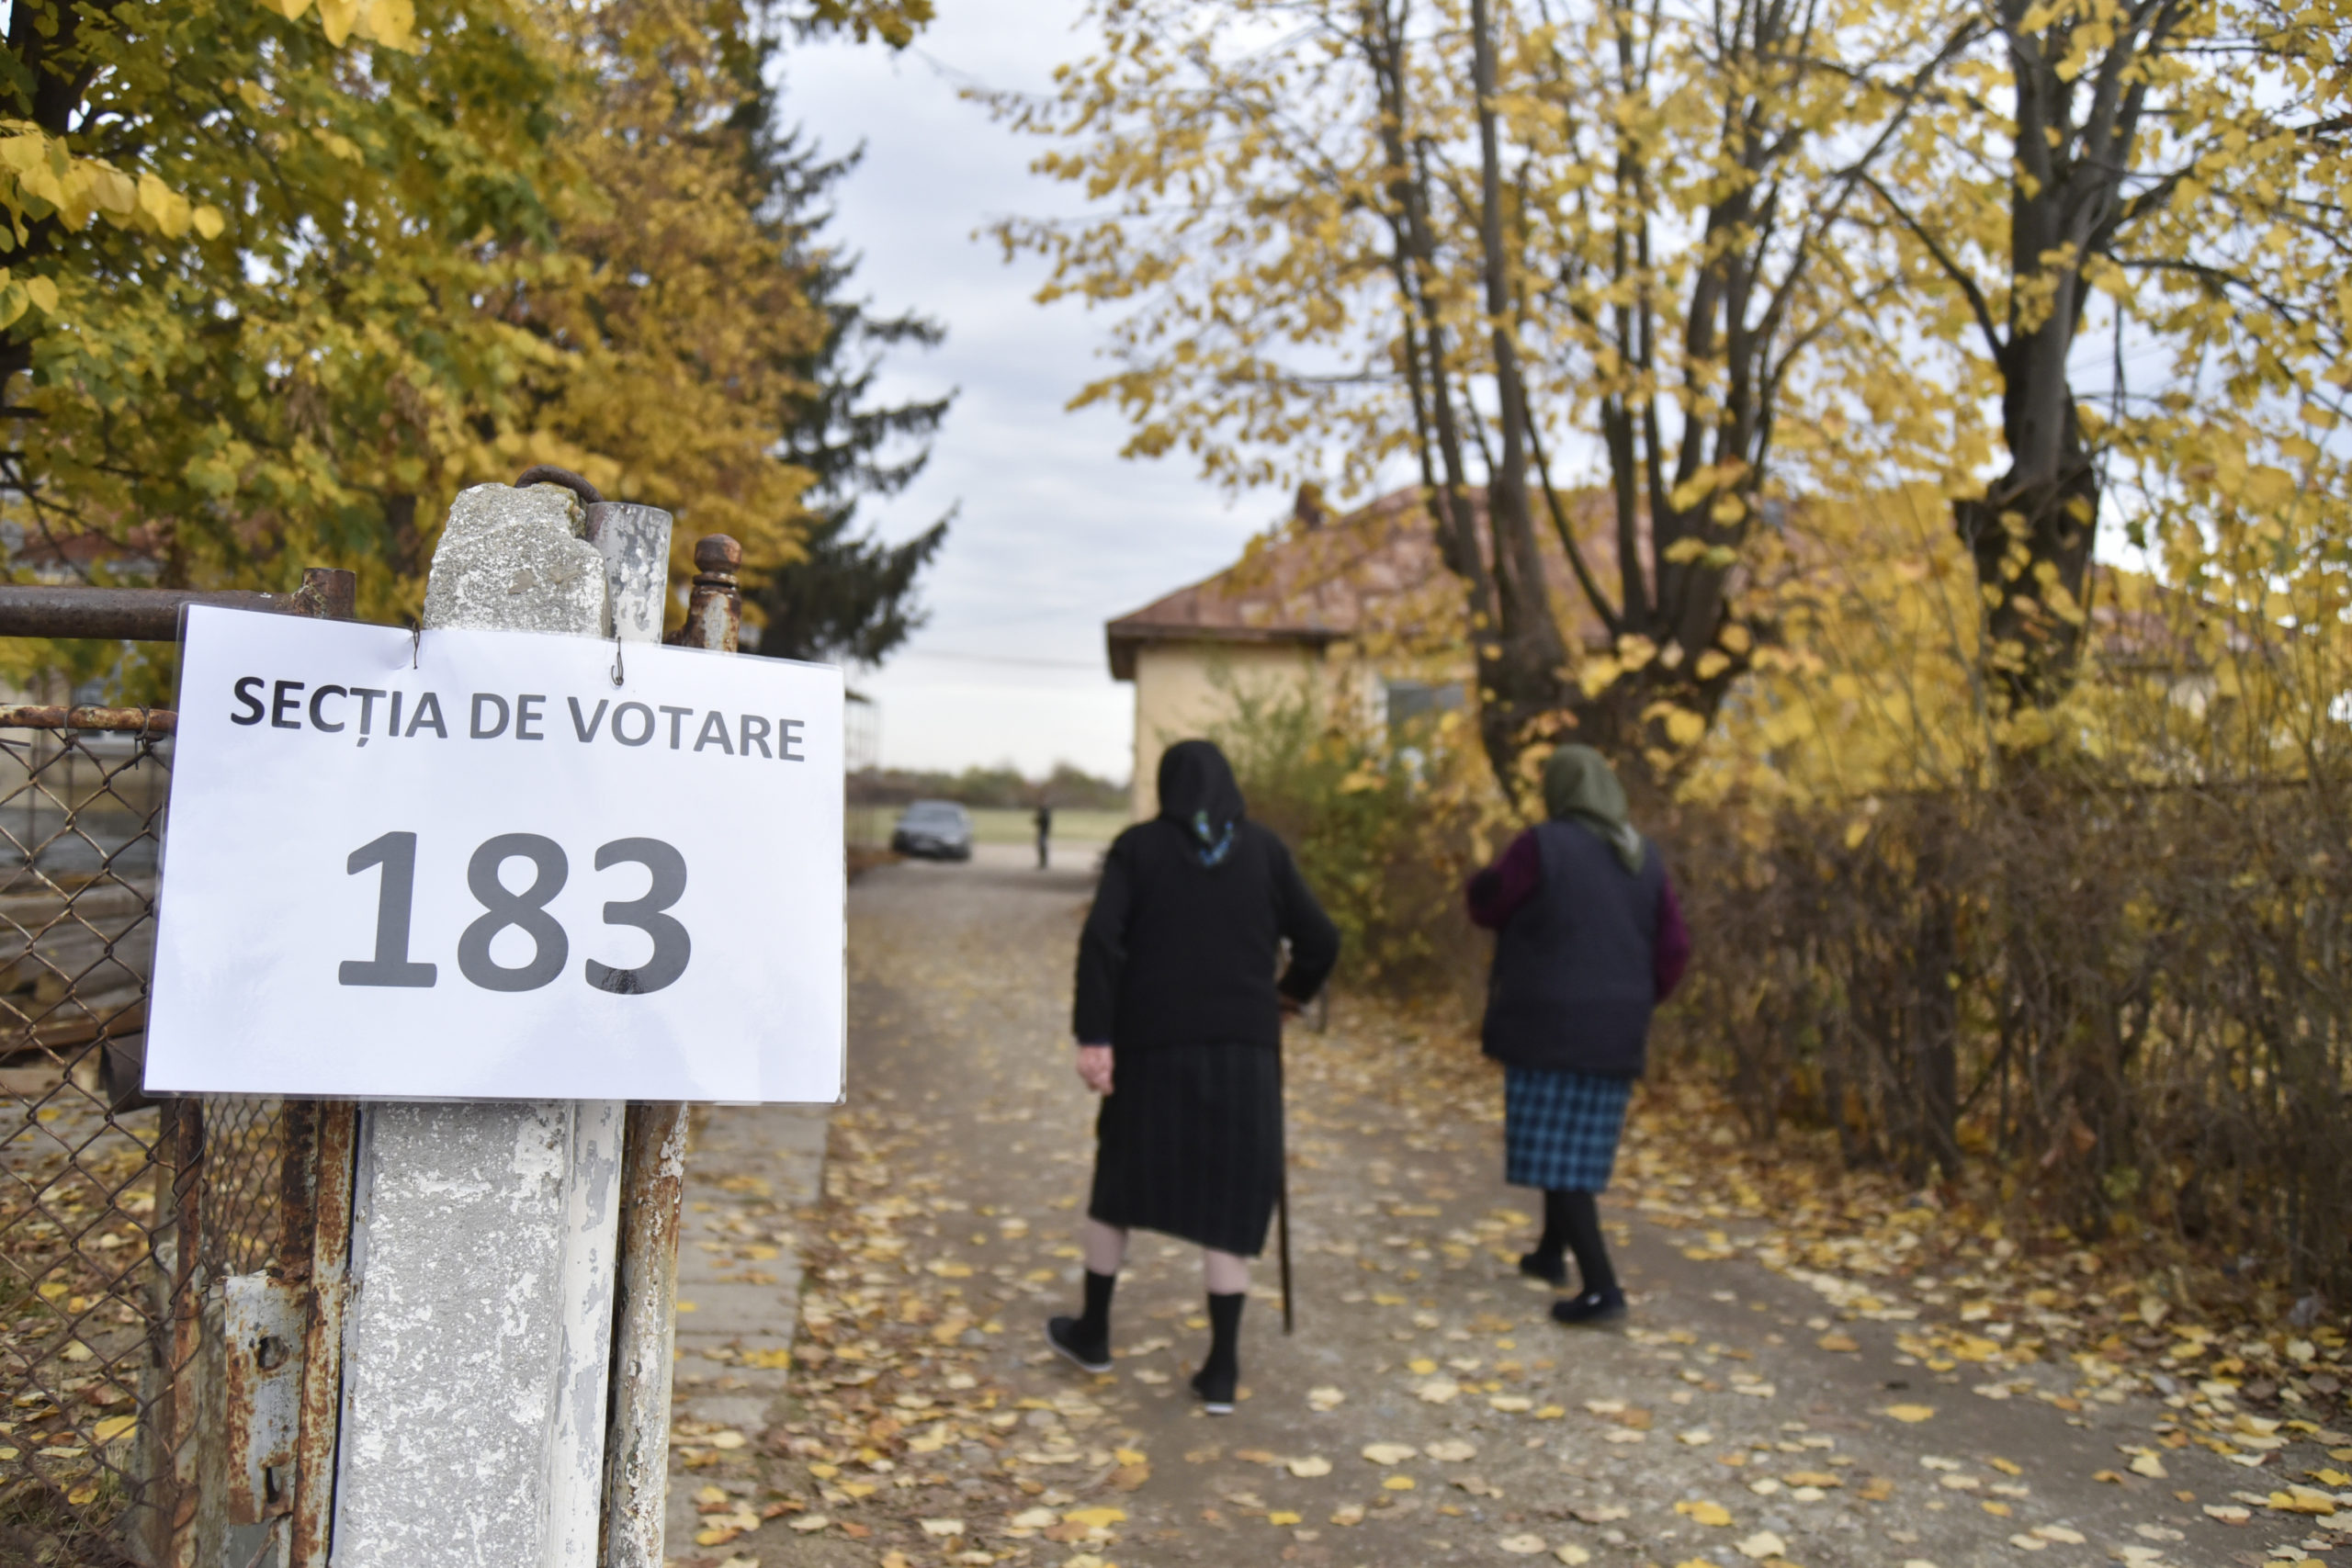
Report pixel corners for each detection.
[1954,340,2102,716]
[1466,0,1571,787]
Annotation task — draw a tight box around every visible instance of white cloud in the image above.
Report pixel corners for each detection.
[782,2,1280,781]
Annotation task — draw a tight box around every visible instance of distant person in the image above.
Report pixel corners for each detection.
[1467,744,1689,1326]
[1048,739,1339,1412]
[1035,801,1054,870]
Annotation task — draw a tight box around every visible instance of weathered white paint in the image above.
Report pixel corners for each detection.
[332,482,640,1568]
[542,1099,625,1568]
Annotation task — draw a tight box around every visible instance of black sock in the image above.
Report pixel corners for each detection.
[1531,1190,1571,1269]
[1203,1292,1245,1376]
[1077,1269,1117,1340]
[1556,1190,1618,1297]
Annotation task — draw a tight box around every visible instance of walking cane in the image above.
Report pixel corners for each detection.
[1277,1043,1294,1335]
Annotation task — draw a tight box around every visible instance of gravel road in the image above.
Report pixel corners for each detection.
[660,846,2346,1568]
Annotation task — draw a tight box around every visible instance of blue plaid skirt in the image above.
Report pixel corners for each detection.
[1504,1067,1634,1191]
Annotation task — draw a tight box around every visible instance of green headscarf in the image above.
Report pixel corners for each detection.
[1543,744,1645,873]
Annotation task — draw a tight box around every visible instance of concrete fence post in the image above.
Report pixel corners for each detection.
[327,480,672,1568]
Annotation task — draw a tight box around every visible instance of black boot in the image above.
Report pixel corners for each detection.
[1046,1269,1115,1373]
[1551,1287,1628,1326]
[1518,1190,1571,1286]
[1549,1191,1626,1326]
[1191,1292,1244,1414]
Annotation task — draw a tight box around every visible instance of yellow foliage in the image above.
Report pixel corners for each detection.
[3,0,932,642]
[494,0,831,601]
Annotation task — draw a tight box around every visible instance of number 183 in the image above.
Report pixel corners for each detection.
[341,831,690,996]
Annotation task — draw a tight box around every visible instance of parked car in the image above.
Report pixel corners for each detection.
[890,799,974,861]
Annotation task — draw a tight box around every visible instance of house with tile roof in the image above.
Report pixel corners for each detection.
[1104,485,1621,817]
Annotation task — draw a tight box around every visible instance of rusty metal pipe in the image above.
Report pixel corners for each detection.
[0,704,177,733]
[288,1105,357,1567]
[604,535,741,1568]
[0,567,358,643]
[157,1100,209,1566]
[601,1102,688,1567]
[675,535,741,655]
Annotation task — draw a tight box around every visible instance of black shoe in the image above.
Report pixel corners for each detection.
[1046,1314,1112,1374]
[1190,1362,1237,1415]
[1518,1250,1568,1288]
[1550,1289,1628,1327]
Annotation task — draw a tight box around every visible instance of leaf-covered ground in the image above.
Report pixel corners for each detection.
[662,850,2350,1568]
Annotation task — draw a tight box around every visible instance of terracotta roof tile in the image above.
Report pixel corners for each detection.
[1104,486,1621,679]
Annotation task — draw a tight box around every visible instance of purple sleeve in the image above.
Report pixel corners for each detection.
[1466,829,1543,931]
[1655,874,1691,1000]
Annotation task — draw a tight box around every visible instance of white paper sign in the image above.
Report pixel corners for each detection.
[143,606,844,1101]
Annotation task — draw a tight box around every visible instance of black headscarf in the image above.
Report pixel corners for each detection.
[1157,739,1246,868]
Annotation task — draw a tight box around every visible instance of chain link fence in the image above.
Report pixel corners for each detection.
[0,717,316,1567]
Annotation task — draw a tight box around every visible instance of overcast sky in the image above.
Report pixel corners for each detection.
[778,3,1283,783]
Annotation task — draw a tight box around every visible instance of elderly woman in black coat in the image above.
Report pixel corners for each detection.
[1048,740,1340,1412]
[1468,744,1690,1325]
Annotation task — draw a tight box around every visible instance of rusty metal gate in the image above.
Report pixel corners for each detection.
[0,573,356,1567]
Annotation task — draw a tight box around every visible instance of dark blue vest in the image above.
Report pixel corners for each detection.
[1479,818,1664,1077]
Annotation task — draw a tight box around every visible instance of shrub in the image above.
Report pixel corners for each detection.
[1207,681,1498,1013]
[1663,776,2352,1299]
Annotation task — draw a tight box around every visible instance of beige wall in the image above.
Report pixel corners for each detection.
[1125,640,1384,818]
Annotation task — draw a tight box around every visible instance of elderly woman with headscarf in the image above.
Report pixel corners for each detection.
[1467,744,1690,1325]
[1048,739,1340,1412]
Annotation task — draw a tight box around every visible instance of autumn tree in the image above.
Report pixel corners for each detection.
[0,0,936,634]
[1,0,564,603]
[1476,0,1966,781]
[1865,0,2352,721]
[991,0,1951,795]
[500,0,828,591]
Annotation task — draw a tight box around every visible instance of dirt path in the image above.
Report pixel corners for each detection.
[663,848,2349,1568]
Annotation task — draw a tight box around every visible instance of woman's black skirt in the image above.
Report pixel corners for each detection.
[1087,1042,1283,1257]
